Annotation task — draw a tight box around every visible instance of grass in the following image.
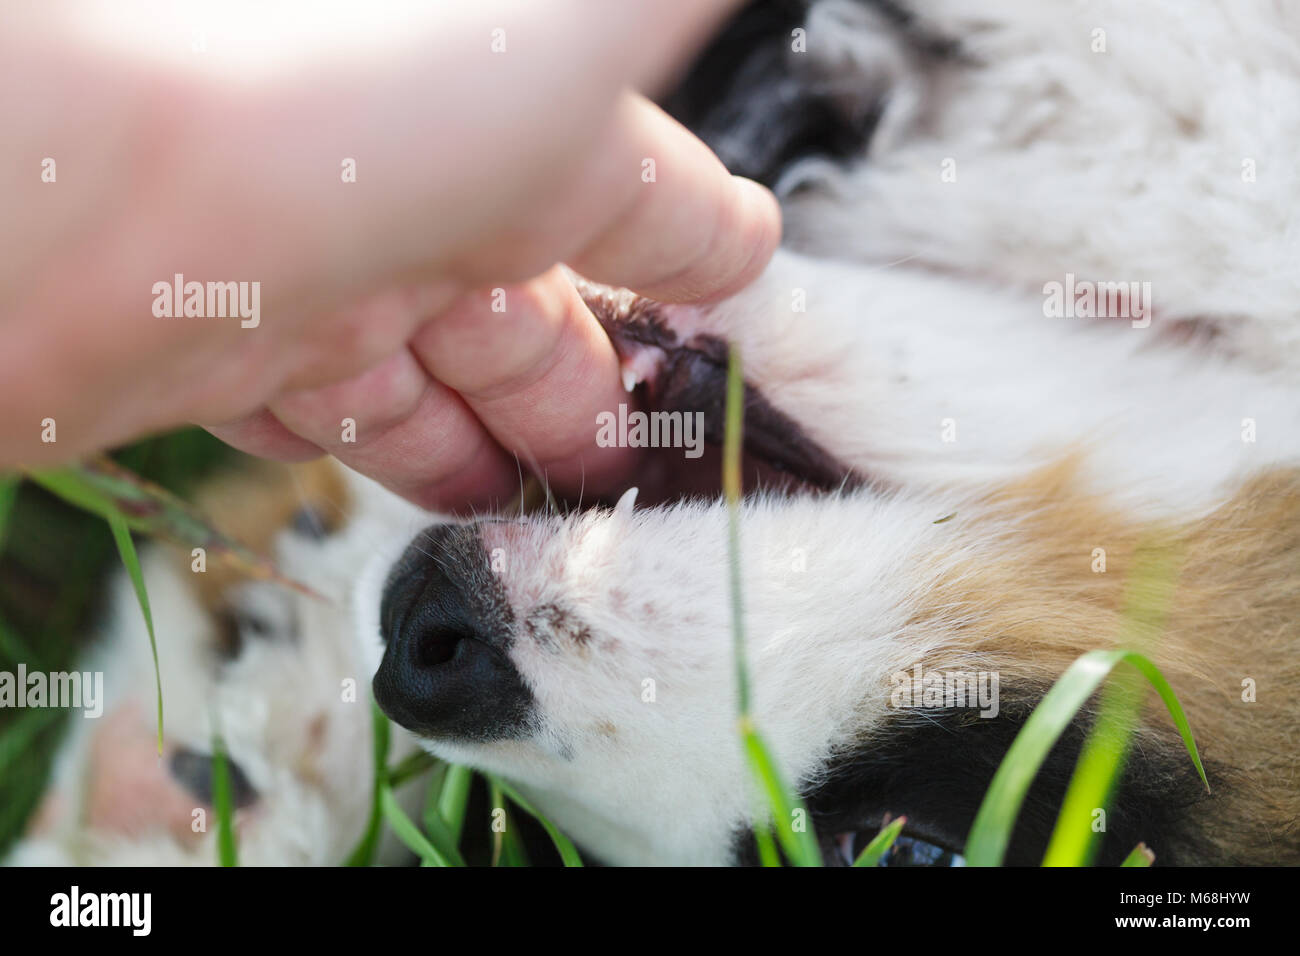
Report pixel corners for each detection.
[342,702,582,868]
[0,398,1210,867]
[723,345,822,867]
[490,776,585,866]
[964,648,1207,867]
[382,786,453,867]
[212,733,239,867]
[0,474,19,553]
[343,701,391,867]
[0,429,235,859]
[430,763,472,844]
[1121,843,1156,867]
[853,817,907,867]
[1039,540,1195,866]
[106,512,164,755]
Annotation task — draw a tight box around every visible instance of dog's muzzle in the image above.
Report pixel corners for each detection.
[372,523,534,741]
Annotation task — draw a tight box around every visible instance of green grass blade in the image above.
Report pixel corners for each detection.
[853,816,907,867]
[1042,542,1184,867]
[0,473,19,553]
[1040,679,1139,867]
[1121,843,1155,867]
[754,824,781,867]
[723,346,751,716]
[741,723,822,867]
[492,776,584,867]
[0,740,63,859]
[0,611,45,671]
[26,468,166,752]
[387,750,469,868]
[722,347,822,867]
[211,735,239,866]
[0,707,61,778]
[105,511,164,755]
[414,803,468,868]
[387,750,437,789]
[964,648,1208,867]
[432,763,473,844]
[1083,649,1208,788]
[25,467,117,518]
[487,780,529,867]
[381,786,452,866]
[27,460,323,600]
[344,701,391,866]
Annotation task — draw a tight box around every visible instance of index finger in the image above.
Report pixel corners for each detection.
[563,93,782,303]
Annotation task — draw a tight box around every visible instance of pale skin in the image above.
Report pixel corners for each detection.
[0,1,781,512]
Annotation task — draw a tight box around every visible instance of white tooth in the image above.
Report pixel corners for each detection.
[614,486,639,517]
[621,366,638,393]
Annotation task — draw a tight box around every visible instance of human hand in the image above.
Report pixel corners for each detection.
[1,0,780,510]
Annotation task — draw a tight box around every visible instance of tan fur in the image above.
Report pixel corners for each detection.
[177,458,351,615]
[909,459,1300,861]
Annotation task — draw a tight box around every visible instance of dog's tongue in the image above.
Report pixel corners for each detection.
[573,277,862,498]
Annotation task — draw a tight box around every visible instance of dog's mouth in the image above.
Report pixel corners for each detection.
[531,278,865,512]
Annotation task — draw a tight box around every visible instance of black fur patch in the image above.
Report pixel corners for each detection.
[662,0,880,188]
[734,701,1222,866]
[662,0,961,188]
[812,706,1219,866]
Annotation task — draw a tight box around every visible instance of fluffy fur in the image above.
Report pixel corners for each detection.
[8,462,422,866]
[14,0,1300,866]
[357,0,1300,864]
[782,0,1300,371]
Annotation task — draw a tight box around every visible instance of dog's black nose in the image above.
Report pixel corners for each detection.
[373,524,534,741]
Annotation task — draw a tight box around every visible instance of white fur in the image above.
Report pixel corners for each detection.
[352,0,1300,864]
[366,491,1011,865]
[653,248,1299,514]
[8,472,423,866]
[785,0,1300,371]
[19,0,1300,866]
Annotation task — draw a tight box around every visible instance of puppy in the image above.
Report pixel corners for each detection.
[359,0,1300,865]
[14,0,1300,867]
[9,461,421,866]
